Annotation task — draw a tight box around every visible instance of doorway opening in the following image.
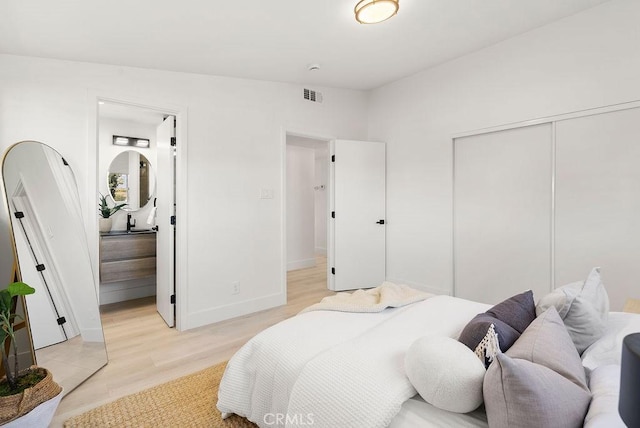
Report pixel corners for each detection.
[285,133,330,295]
[97,101,176,328]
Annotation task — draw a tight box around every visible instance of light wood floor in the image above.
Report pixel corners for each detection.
[624,298,640,314]
[51,256,332,427]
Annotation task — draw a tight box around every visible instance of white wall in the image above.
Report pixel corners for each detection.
[286,144,316,270]
[368,0,640,297]
[0,54,368,330]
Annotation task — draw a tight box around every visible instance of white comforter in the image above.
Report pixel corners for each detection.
[217,295,490,428]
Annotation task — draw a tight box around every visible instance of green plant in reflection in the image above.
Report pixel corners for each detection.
[0,282,36,393]
[99,193,128,218]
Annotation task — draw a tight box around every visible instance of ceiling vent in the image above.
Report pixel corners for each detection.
[303,88,323,103]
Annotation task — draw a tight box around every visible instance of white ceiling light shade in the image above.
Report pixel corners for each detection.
[355,0,399,24]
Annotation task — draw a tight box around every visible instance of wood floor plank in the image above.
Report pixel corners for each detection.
[51,256,332,427]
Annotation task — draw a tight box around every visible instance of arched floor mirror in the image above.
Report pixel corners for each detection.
[2,141,108,396]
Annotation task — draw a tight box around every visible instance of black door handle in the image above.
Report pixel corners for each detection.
[376,220,385,225]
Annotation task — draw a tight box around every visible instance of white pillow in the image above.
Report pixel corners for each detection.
[584,365,626,428]
[536,267,609,354]
[582,312,640,372]
[404,336,485,413]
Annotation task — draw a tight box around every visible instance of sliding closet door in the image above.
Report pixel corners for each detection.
[454,124,552,304]
[555,107,640,310]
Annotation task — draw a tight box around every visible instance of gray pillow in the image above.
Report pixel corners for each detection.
[483,307,591,428]
[459,290,536,366]
[508,306,588,390]
[536,267,609,354]
[484,354,591,428]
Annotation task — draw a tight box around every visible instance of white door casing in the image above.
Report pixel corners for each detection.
[156,116,176,327]
[329,140,386,291]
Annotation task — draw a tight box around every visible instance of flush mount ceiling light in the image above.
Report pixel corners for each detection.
[355,0,399,24]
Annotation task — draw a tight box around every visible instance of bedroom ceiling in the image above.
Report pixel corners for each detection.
[0,0,610,90]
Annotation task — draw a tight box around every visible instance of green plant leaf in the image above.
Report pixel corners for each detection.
[7,282,35,297]
[0,310,12,351]
[99,193,127,218]
[0,290,11,314]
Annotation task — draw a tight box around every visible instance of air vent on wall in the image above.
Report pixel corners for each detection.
[303,88,323,103]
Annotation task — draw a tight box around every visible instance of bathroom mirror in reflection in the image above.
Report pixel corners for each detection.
[2,141,108,396]
[108,151,155,211]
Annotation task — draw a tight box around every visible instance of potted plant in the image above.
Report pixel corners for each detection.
[0,282,62,425]
[99,193,127,233]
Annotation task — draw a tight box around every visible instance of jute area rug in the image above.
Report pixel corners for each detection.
[64,361,257,427]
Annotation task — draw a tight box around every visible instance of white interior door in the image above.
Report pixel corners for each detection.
[329,139,386,291]
[156,116,175,327]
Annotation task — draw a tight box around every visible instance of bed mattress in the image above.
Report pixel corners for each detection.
[217,295,640,428]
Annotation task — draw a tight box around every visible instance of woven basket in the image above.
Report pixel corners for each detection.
[0,366,62,424]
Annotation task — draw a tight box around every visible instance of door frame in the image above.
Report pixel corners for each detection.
[87,92,188,331]
[281,128,334,297]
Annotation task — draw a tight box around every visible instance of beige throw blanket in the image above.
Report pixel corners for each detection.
[300,282,432,314]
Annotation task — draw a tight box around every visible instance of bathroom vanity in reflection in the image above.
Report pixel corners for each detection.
[99,230,157,303]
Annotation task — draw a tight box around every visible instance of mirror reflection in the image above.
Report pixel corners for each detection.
[108,151,154,211]
[2,141,108,396]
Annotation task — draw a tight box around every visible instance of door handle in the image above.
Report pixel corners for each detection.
[376,220,385,225]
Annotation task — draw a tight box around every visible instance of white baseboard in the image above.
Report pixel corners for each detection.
[315,247,327,256]
[186,291,286,330]
[287,258,316,271]
[385,277,451,296]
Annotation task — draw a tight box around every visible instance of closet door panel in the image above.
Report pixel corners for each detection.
[454,124,552,304]
[555,107,640,310]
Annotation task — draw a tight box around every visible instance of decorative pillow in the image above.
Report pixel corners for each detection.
[583,365,625,428]
[484,354,591,428]
[405,336,485,413]
[459,290,536,366]
[485,290,537,334]
[536,267,609,354]
[483,307,591,428]
[508,306,588,389]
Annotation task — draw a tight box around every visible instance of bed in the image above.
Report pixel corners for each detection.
[217,276,640,428]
